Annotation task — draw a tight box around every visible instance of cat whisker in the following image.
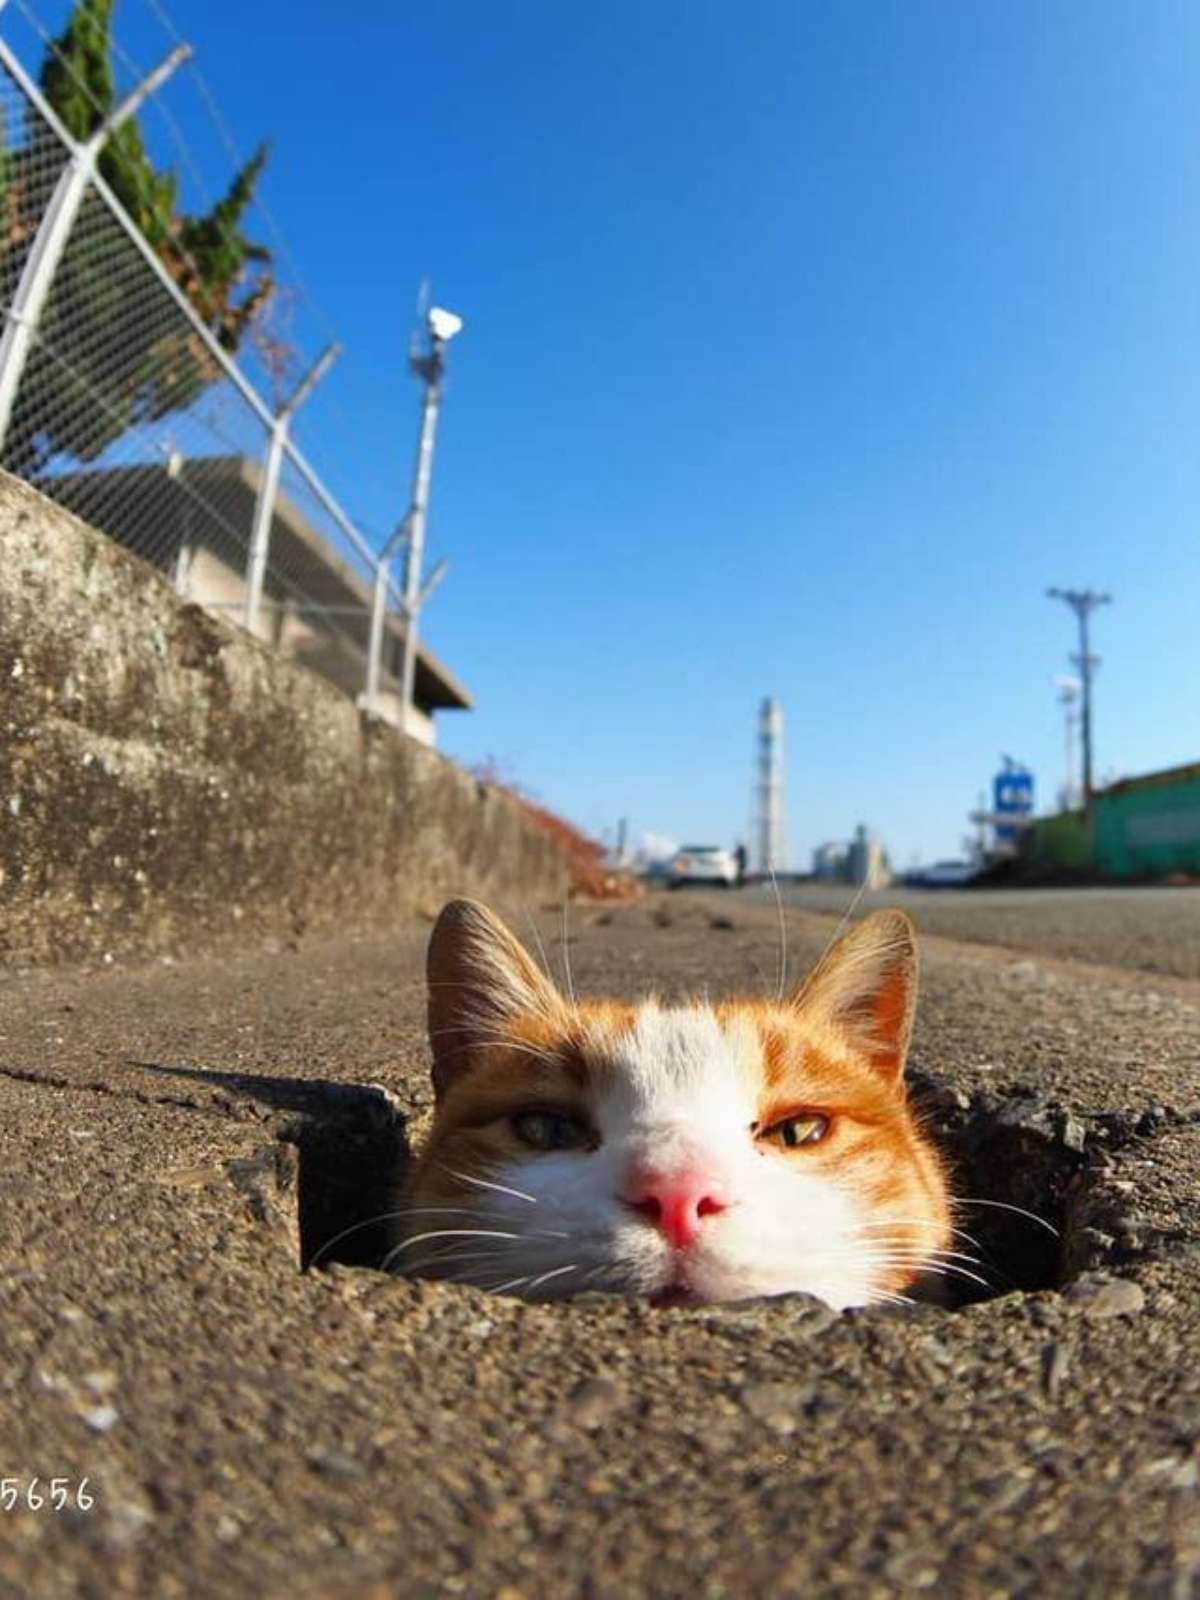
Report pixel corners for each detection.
[842,1249,995,1292]
[437,1164,539,1205]
[307,1207,491,1268]
[851,1238,986,1271]
[786,1238,993,1289]
[924,1256,991,1281]
[404,1226,570,1261]
[526,1262,579,1294]
[381,1227,524,1273]
[560,900,577,1004]
[408,1246,538,1275]
[404,1250,509,1275]
[841,1242,978,1263]
[388,1206,485,1216]
[850,1218,985,1249]
[389,1228,528,1250]
[410,1252,521,1282]
[868,1288,915,1308]
[521,904,554,985]
[897,1260,993,1291]
[810,875,872,977]
[769,869,787,1001]
[952,1197,1059,1237]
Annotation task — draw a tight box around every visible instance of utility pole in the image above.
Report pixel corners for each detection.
[1054,675,1082,811]
[755,697,785,875]
[396,304,462,736]
[1047,588,1111,810]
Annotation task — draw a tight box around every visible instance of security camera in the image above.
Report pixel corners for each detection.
[428,307,464,342]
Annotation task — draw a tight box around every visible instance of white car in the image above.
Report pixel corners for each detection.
[910,859,976,888]
[667,845,739,889]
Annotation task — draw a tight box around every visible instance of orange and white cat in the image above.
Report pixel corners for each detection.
[393,899,952,1309]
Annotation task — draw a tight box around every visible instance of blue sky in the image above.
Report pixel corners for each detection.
[19,0,1200,865]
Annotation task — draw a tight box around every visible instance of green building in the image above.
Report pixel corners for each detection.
[1026,760,1200,880]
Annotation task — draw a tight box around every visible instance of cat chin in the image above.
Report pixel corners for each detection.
[647,1284,702,1308]
[631,1253,874,1310]
[643,1271,877,1310]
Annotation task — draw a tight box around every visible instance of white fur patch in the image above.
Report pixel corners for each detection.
[441,1001,886,1309]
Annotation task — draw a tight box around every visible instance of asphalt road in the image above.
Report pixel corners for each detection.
[2,890,1199,1597]
[772,882,1200,981]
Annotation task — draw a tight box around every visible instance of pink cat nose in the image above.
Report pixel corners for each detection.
[624,1171,729,1250]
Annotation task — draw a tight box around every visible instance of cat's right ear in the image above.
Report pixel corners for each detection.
[789,909,917,1082]
[426,899,564,1100]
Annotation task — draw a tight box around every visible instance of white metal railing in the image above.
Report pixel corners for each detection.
[0,5,439,733]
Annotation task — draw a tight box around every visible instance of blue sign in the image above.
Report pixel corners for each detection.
[993,767,1034,846]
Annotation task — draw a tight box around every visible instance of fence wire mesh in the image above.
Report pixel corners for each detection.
[0,49,64,315]
[0,7,414,729]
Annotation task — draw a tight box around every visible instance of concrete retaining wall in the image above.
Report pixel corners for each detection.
[0,470,568,964]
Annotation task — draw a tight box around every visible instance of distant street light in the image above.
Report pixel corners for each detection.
[397,299,463,735]
[1046,588,1112,811]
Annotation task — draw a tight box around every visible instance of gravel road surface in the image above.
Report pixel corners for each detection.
[1,890,1199,1597]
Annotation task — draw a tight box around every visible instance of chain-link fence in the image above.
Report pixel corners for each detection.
[0,4,436,736]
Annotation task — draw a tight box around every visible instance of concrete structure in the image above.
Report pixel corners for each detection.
[42,456,472,746]
[811,842,847,881]
[846,823,891,889]
[0,470,565,965]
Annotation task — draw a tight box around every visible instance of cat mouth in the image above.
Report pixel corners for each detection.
[647,1264,703,1307]
[649,1284,701,1307]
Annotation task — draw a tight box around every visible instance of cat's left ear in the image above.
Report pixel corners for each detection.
[790,910,917,1081]
[426,898,565,1100]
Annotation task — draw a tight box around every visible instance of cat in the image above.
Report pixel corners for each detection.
[391,898,953,1309]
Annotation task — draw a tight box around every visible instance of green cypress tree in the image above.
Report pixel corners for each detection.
[0,0,275,471]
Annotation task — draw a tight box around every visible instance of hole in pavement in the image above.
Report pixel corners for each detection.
[130,1062,413,1271]
[292,1087,410,1270]
[909,1073,1175,1307]
[295,1072,1170,1308]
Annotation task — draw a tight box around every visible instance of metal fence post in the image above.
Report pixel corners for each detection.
[244,419,286,635]
[243,341,340,633]
[363,519,410,714]
[0,43,191,455]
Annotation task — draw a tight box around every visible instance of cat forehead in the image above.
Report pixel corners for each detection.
[572,999,883,1112]
[584,1002,762,1100]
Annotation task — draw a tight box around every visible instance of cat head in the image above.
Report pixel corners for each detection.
[395,899,951,1309]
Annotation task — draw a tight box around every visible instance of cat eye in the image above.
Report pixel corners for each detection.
[510,1108,594,1152]
[758,1113,830,1150]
